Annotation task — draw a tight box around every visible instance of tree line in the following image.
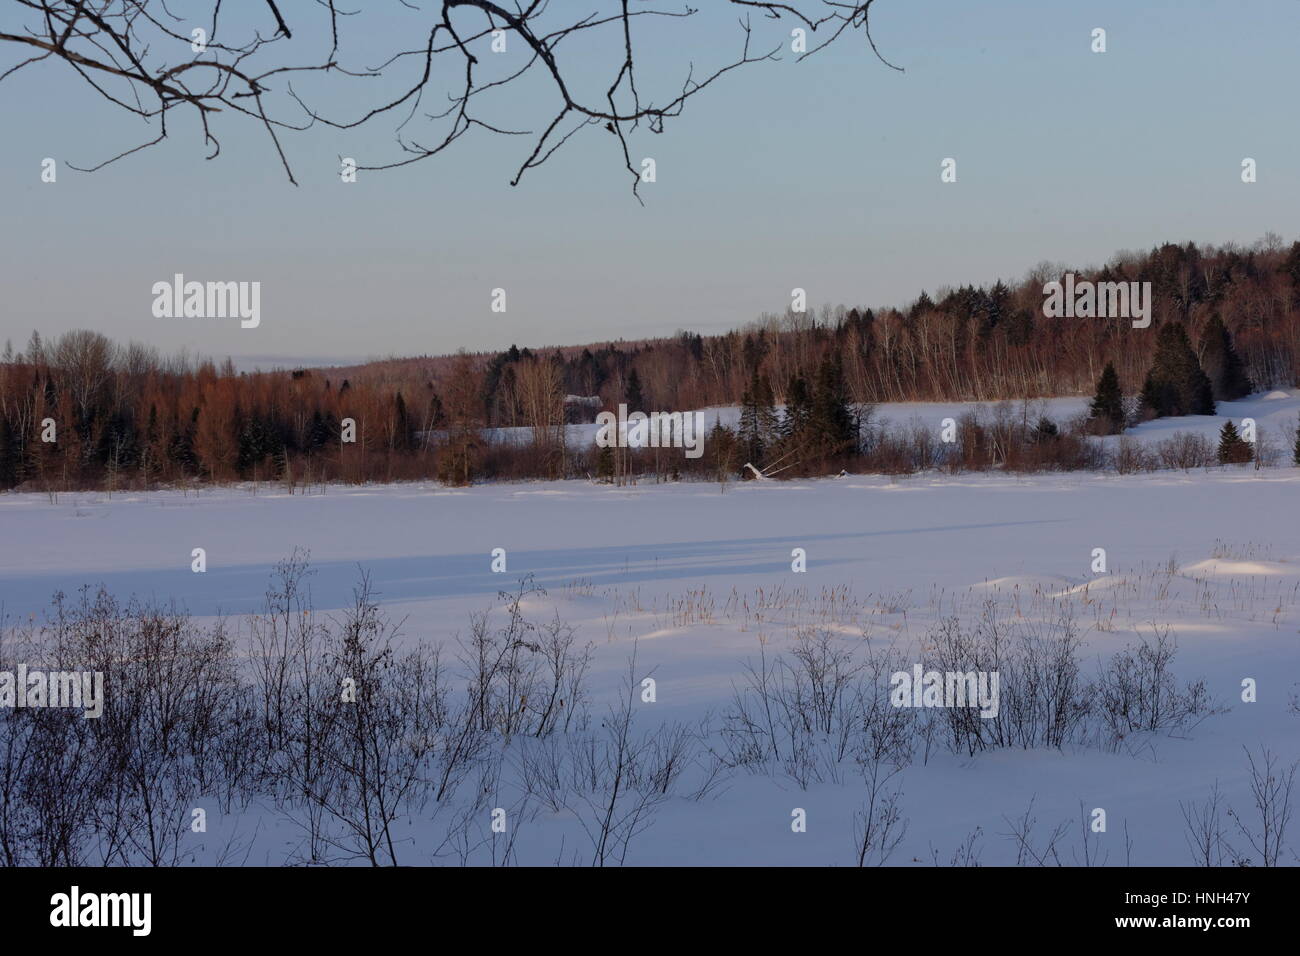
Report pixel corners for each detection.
[3,237,1299,489]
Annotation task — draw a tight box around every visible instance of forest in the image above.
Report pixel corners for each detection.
[2,238,1299,490]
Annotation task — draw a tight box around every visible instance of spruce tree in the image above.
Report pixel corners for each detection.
[737,379,762,465]
[755,373,779,451]
[1088,361,1125,434]
[708,421,738,484]
[1217,420,1252,464]
[734,371,781,466]
[810,354,854,457]
[308,410,330,451]
[596,443,614,482]
[1139,322,1215,418]
[781,375,812,446]
[1199,314,1252,401]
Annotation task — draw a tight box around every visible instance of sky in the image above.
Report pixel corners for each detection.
[1,0,1297,368]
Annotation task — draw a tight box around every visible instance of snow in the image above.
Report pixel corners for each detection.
[1102,390,1300,447]
[3,407,1300,865]
[487,389,1300,454]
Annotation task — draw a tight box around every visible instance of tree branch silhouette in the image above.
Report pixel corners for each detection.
[2,0,900,194]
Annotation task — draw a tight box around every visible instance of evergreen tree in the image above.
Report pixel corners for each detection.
[707,421,738,483]
[738,371,780,466]
[0,415,18,488]
[625,368,645,410]
[392,391,414,451]
[1285,241,1300,307]
[1217,420,1252,464]
[596,443,614,482]
[170,407,200,474]
[1293,413,1300,466]
[1139,322,1215,418]
[780,374,812,445]
[755,373,779,450]
[985,281,1012,336]
[810,354,854,456]
[238,415,276,473]
[1088,361,1125,434]
[308,410,332,450]
[1198,314,1252,401]
[140,403,161,481]
[1030,417,1059,443]
[909,291,934,319]
[737,379,762,465]
[97,410,139,471]
[426,388,446,429]
[481,345,521,423]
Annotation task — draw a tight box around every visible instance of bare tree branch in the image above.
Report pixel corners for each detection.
[1,1,901,193]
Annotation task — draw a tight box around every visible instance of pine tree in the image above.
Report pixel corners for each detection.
[1199,314,1252,401]
[1088,361,1125,434]
[1217,420,1252,464]
[1140,322,1215,418]
[1293,413,1300,466]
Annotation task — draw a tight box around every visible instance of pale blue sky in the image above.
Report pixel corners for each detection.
[2,0,1296,367]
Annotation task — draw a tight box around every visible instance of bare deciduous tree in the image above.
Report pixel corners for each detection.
[2,1,899,193]
[1229,745,1296,867]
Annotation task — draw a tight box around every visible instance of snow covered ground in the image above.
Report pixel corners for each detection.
[490,389,1300,456]
[3,444,1299,865]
